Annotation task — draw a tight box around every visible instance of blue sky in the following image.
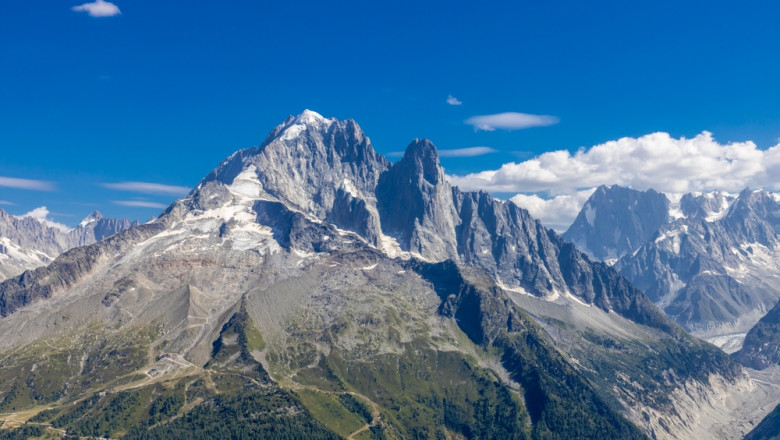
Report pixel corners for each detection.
[2,1,780,228]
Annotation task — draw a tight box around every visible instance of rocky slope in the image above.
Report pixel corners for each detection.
[0,111,769,440]
[744,402,780,440]
[734,300,780,369]
[0,209,138,281]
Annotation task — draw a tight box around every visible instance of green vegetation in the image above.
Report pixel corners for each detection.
[409,260,648,440]
[206,304,268,381]
[0,425,46,440]
[293,355,345,392]
[125,386,341,440]
[0,325,156,413]
[338,393,372,424]
[295,389,366,437]
[19,372,342,440]
[315,338,532,440]
[27,382,185,438]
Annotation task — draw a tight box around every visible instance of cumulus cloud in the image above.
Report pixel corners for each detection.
[0,176,55,191]
[509,189,596,232]
[447,131,780,229]
[103,182,190,196]
[465,112,559,131]
[72,0,121,17]
[446,95,462,106]
[18,207,70,232]
[438,147,497,158]
[113,200,169,209]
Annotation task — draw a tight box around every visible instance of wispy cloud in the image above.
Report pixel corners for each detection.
[446,94,462,106]
[465,112,559,131]
[103,182,190,196]
[0,176,56,191]
[113,201,169,209]
[438,147,497,158]
[72,0,121,17]
[0,200,13,205]
[18,206,70,231]
[448,131,780,229]
[387,146,497,158]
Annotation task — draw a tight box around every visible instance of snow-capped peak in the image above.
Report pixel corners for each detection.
[277,110,335,141]
[79,210,104,228]
[293,109,332,126]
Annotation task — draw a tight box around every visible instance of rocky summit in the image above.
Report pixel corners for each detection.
[0,112,773,440]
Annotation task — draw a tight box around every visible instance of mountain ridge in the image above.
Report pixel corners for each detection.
[0,208,138,282]
[0,111,769,440]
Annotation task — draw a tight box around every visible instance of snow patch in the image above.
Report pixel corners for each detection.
[0,237,54,266]
[497,281,531,296]
[704,193,734,222]
[666,192,686,220]
[705,333,747,354]
[341,178,359,198]
[79,217,98,228]
[279,110,335,141]
[379,233,411,260]
[497,280,561,302]
[229,166,263,199]
[362,263,378,270]
[655,224,688,254]
[584,203,596,227]
[563,290,590,307]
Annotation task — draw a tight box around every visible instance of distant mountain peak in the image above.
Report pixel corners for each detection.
[79,210,104,228]
[563,184,670,261]
[0,207,136,281]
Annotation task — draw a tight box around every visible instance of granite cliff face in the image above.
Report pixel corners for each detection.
[0,111,764,440]
[0,209,138,281]
[563,185,670,262]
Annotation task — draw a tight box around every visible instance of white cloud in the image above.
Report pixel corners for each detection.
[438,146,497,158]
[509,189,596,232]
[113,200,169,209]
[18,207,70,232]
[447,131,780,229]
[465,112,559,131]
[446,94,462,106]
[387,146,497,158]
[103,181,190,196]
[72,0,121,17]
[0,176,55,191]
[0,201,13,206]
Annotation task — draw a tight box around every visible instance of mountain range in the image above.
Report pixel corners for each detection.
[0,111,776,439]
[564,185,780,352]
[0,209,138,281]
